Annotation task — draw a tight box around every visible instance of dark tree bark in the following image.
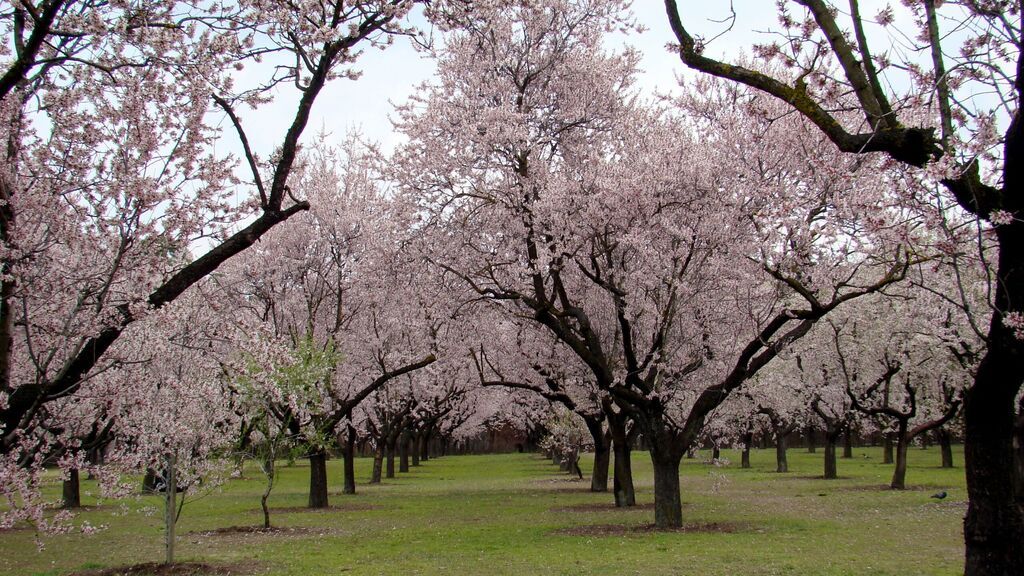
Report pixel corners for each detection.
[810,397,848,479]
[759,407,796,473]
[583,416,609,492]
[937,428,954,468]
[892,425,911,490]
[824,431,839,479]
[419,428,431,462]
[646,417,686,528]
[883,434,894,464]
[399,433,410,473]
[370,444,384,484]
[62,468,81,509]
[607,406,635,507]
[343,424,357,495]
[775,433,789,473]
[308,448,328,509]
[411,431,420,467]
[385,440,396,479]
[843,429,854,458]
[805,426,816,453]
[741,429,753,469]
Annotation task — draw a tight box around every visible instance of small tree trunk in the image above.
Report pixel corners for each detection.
[260,457,274,529]
[610,426,636,507]
[308,448,329,508]
[62,468,81,509]
[938,428,954,468]
[775,434,789,473]
[411,433,421,467]
[891,432,910,490]
[385,440,396,479]
[806,427,816,453]
[584,418,609,492]
[370,445,384,484]
[343,425,357,495]
[824,431,839,480]
[741,430,753,469]
[842,428,853,458]
[711,445,721,461]
[591,444,611,492]
[419,431,430,462]
[164,455,177,565]
[399,434,410,473]
[883,435,894,464]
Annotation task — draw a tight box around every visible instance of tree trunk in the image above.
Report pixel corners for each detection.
[711,445,721,461]
[260,457,274,529]
[62,468,81,509]
[385,439,396,479]
[648,432,684,529]
[938,428,954,469]
[419,429,431,462]
[962,322,1024,576]
[411,432,420,467]
[399,434,410,473]
[343,425,356,495]
[775,433,788,473]
[584,418,609,492]
[608,415,636,507]
[806,427,816,453]
[370,445,383,484]
[164,455,176,565]
[843,428,853,458]
[308,448,329,508]
[591,442,610,492]
[741,430,752,469]
[824,431,839,480]
[883,435,894,464]
[891,431,910,490]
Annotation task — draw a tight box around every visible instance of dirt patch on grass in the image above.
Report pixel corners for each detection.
[67,561,260,576]
[189,525,326,537]
[549,502,656,513]
[553,522,743,537]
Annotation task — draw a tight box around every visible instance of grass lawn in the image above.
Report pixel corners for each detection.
[1,445,965,575]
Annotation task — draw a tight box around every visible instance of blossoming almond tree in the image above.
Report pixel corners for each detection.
[0,0,425,526]
[664,2,1022,570]
[397,0,924,528]
[220,139,438,508]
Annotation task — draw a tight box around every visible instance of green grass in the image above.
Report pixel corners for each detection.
[1,445,966,575]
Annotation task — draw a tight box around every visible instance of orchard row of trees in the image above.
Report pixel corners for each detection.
[0,1,1019,575]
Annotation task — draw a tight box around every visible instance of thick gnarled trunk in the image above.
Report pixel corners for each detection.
[646,419,685,529]
[963,271,1024,576]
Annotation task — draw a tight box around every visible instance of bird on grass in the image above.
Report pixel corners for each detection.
[931,491,948,500]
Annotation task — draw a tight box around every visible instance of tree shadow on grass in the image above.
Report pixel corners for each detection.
[66,561,260,576]
[551,522,745,537]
